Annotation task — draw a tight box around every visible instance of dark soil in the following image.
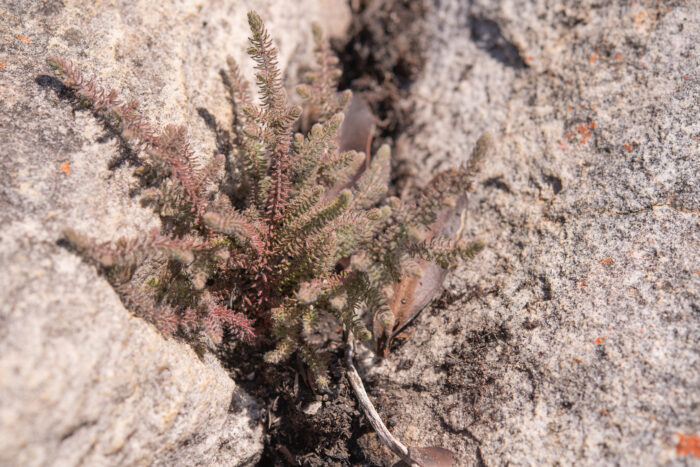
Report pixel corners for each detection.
[221,339,370,466]
[334,0,430,196]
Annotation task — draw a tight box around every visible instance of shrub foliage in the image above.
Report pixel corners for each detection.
[48,11,485,388]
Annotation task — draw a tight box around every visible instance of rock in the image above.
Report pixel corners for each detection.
[303,401,323,416]
[0,0,349,465]
[367,1,699,465]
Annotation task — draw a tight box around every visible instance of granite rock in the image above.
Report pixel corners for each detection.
[366,1,699,465]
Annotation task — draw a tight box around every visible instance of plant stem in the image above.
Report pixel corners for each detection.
[344,331,419,466]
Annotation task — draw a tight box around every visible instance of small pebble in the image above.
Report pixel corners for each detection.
[302,401,323,415]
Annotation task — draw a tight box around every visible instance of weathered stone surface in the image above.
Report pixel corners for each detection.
[366,1,699,465]
[0,1,349,465]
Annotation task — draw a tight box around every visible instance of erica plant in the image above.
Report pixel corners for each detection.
[49,11,485,392]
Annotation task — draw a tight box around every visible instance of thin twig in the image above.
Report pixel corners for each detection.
[345,331,419,466]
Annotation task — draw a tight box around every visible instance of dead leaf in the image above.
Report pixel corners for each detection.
[327,95,375,198]
[339,95,375,157]
[376,195,466,355]
[407,446,456,467]
[376,132,491,355]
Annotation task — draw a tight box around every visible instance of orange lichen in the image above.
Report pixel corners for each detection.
[676,433,700,458]
[600,409,608,415]
[17,35,30,43]
[575,122,595,144]
[615,54,623,61]
[59,161,71,174]
[589,51,599,63]
[600,257,611,265]
[580,280,586,287]
[595,336,606,345]
[577,123,590,135]
[0,62,4,71]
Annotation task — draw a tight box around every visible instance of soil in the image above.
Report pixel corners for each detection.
[335,0,430,196]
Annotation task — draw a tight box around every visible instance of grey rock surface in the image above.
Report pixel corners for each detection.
[366,0,699,465]
[0,0,348,466]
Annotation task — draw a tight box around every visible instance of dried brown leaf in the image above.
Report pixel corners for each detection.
[407,446,456,467]
[377,195,467,355]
